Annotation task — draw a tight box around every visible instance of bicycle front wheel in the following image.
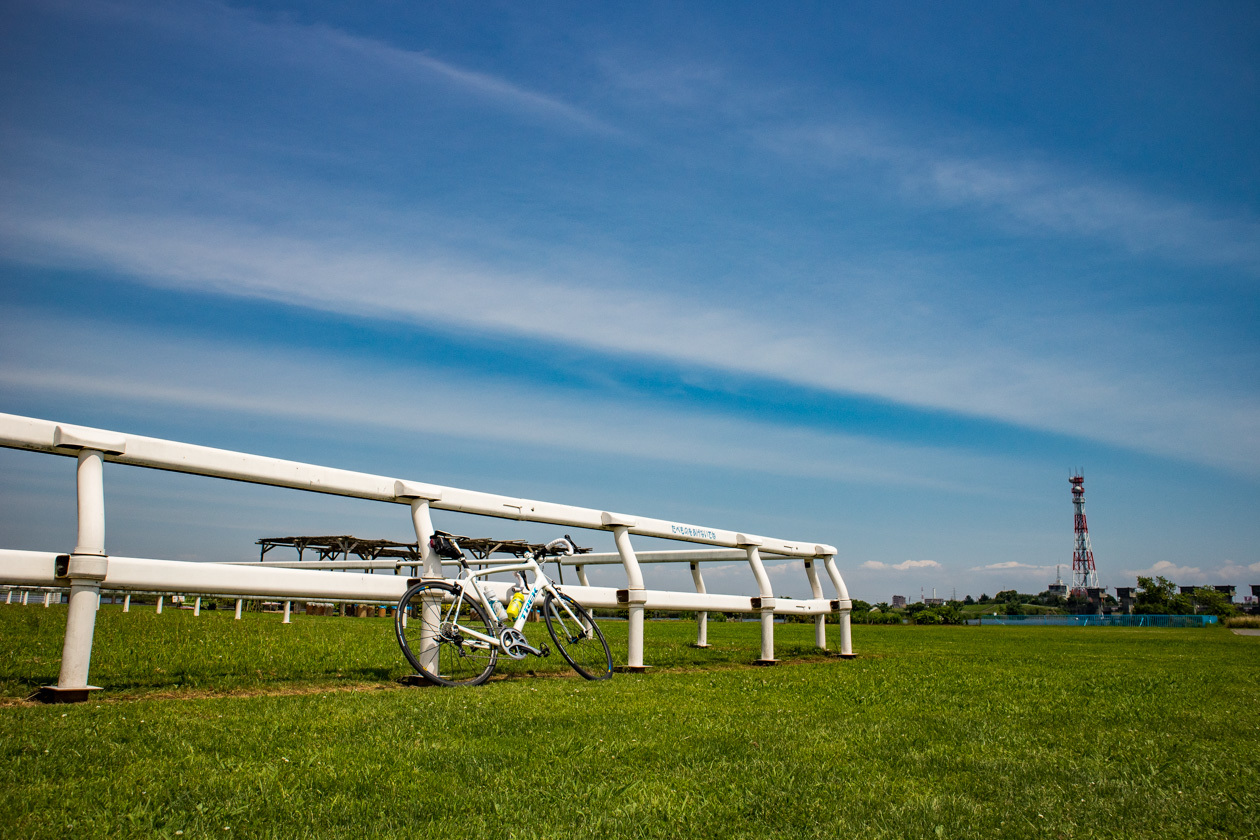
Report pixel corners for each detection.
[542,592,612,680]
[396,581,498,687]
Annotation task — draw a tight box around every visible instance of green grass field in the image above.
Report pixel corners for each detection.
[2,605,1257,838]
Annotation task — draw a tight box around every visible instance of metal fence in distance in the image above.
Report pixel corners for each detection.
[977,614,1218,627]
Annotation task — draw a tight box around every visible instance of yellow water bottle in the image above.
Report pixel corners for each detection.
[507,591,527,620]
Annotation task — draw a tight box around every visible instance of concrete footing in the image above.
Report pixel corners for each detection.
[33,685,102,704]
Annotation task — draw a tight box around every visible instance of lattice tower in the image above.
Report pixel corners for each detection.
[1070,473,1098,593]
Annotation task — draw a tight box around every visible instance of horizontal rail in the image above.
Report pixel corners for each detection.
[565,549,793,565]
[1,587,401,607]
[0,414,835,559]
[227,549,799,571]
[0,551,838,615]
[225,558,516,570]
[1,550,407,601]
[227,560,423,571]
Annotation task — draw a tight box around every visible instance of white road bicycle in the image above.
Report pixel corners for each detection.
[394,532,613,686]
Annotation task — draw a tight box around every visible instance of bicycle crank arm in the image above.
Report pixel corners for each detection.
[516,640,548,657]
[498,627,546,660]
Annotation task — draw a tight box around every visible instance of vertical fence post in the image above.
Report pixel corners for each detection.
[42,442,118,702]
[122,593,130,612]
[804,558,827,650]
[415,501,439,673]
[606,516,646,671]
[4,589,10,604]
[690,562,710,648]
[396,482,442,676]
[821,552,855,658]
[282,600,291,624]
[21,590,29,605]
[193,596,201,616]
[156,595,163,614]
[235,598,243,619]
[739,535,776,665]
[57,449,108,695]
[43,591,51,608]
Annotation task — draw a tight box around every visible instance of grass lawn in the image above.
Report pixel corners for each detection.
[1,604,1257,838]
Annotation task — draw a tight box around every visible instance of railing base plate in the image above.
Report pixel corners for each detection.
[32,685,102,704]
[752,659,779,666]
[614,665,651,673]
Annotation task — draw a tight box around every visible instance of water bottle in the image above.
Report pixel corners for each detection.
[485,588,508,623]
[507,590,527,620]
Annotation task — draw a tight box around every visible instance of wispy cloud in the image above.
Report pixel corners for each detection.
[969,561,1057,573]
[34,0,618,136]
[1119,560,1206,582]
[763,123,1260,275]
[861,559,943,571]
[3,195,1255,476]
[0,310,1011,492]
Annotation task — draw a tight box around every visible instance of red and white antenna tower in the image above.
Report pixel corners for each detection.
[1070,472,1098,593]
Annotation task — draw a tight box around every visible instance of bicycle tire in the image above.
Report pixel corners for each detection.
[396,580,497,686]
[542,591,612,680]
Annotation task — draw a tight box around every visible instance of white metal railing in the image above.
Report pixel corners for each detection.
[233,547,851,647]
[0,412,854,700]
[0,585,359,620]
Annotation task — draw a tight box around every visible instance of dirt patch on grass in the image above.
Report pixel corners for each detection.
[1,681,406,708]
[2,654,854,706]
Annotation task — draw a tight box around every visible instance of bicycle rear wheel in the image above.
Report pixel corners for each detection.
[396,581,497,686]
[542,592,612,680]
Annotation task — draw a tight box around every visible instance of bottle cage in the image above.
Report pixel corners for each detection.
[429,531,464,561]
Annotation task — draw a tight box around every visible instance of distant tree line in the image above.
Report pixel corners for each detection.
[1132,576,1236,617]
[844,577,1240,623]
[595,576,1239,625]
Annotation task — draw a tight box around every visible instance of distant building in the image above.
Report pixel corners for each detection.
[892,595,907,609]
[1212,585,1236,603]
[1115,587,1135,613]
[924,597,944,607]
[1180,585,1197,596]
[1049,565,1067,598]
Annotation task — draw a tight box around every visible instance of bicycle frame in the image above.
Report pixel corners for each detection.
[443,555,586,652]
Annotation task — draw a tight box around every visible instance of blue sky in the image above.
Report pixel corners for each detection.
[1,0,1257,602]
